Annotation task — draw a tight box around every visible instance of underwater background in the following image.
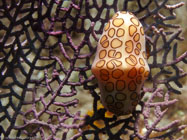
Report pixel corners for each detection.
[0,0,187,139]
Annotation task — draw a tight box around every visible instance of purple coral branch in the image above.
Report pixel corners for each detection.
[165,51,187,66]
[134,88,183,139]
[91,22,99,42]
[59,42,71,62]
[0,0,186,140]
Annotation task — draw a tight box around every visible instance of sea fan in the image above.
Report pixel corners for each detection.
[0,0,186,139]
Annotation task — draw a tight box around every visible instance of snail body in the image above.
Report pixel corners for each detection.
[91,11,150,115]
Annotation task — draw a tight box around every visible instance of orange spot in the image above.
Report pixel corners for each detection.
[97,104,104,110]
[93,120,105,129]
[105,111,114,118]
[129,25,137,36]
[100,75,109,81]
[112,69,124,79]
[108,50,121,58]
[116,80,126,91]
[113,59,122,67]
[128,80,137,91]
[128,12,134,15]
[136,42,141,50]
[139,67,145,74]
[104,22,110,31]
[130,92,138,100]
[96,60,105,68]
[105,95,114,104]
[101,40,109,48]
[120,11,127,14]
[139,58,145,66]
[125,55,137,66]
[107,59,122,69]
[106,59,122,69]
[133,33,140,42]
[112,18,124,27]
[105,82,114,92]
[131,17,139,26]
[100,35,107,44]
[100,69,109,81]
[128,67,137,79]
[108,28,115,38]
[87,110,94,117]
[140,27,144,35]
[99,50,107,59]
[111,38,122,48]
[135,48,140,55]
[100,69,109,75]
[115,52,122,59]
[115,92,126,101]
[117,28,125,37]
[125,40,134,53]
[136,75,142,84]
[106,61,115,69]
[108,50,115,58]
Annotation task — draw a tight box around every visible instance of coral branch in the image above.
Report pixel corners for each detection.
[0,0,185,140]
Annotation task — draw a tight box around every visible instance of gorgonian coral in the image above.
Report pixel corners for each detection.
[0,0,186,139]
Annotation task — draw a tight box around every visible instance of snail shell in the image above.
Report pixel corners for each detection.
[91,11,150,115]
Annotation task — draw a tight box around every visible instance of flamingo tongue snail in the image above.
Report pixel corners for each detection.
[91,11,150,116]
